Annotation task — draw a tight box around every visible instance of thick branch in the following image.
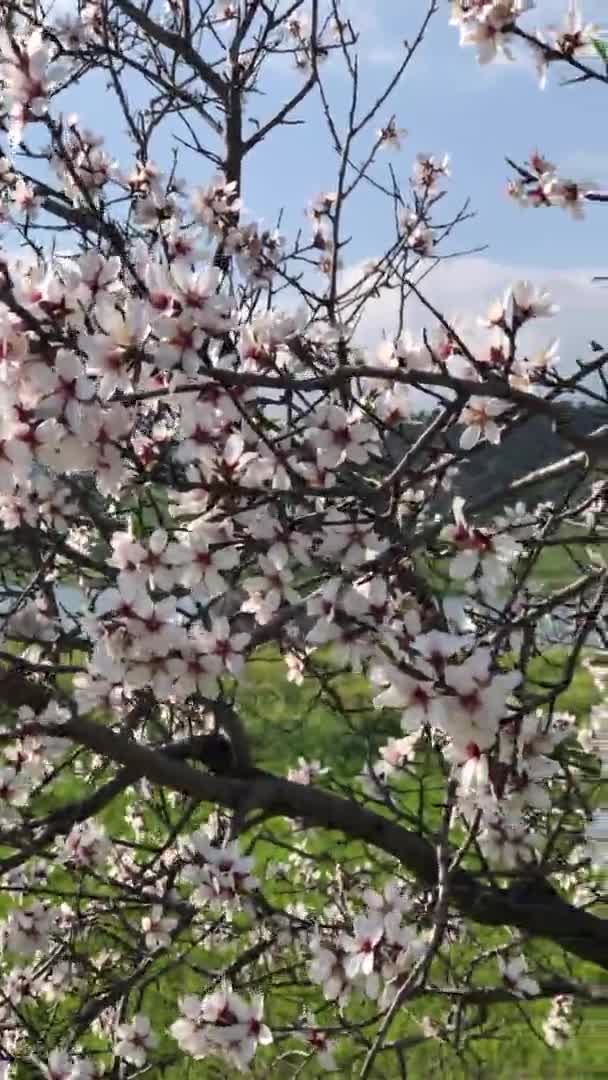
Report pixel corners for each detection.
[54,710,608,972]
[120,362,608,457]
[113,0,227,101]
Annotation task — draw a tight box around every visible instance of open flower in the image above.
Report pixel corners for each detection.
[341,913,384,981]
[460,397,509,450]
[307,405,377,470]
[507,281,558,323]
[80,299,150,398]
[141,905,178,949]
[115,1013,158,1066]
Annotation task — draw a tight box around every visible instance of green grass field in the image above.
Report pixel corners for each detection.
[530,538,606,592]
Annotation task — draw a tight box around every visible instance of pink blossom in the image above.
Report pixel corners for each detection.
[115,1013,158,1066]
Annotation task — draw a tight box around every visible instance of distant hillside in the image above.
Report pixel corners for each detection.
[385,403,608,512]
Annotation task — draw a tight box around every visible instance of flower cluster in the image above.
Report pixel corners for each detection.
[0,28,63,144]
[450,0,534,66]
[451,0,600,81]
[508,151,594,219]
[180,833,259,912]
[309,885,425,1006]
[170,990,272,1069]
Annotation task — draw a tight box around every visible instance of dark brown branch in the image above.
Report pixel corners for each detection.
[38,706,608,973]
[113,0,227,102]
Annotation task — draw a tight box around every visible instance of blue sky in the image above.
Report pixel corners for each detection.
[54,1,606,269]
[212,0,608,274]
[39,1,608,361]
[234,0,607,273]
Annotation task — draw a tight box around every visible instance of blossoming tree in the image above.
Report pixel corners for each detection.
[0,0,604,1076]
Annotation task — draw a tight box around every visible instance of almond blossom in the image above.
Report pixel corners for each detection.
[181,833,258,910]
[178,526,240,596]
[551,1,599,59]
[298,1026,337,1070]
[371,662,446,730]
[171,990,272,1068]
[508,280,559,322]
[459,396,509,449]
[341,913,384,983]
[440,497,521,586]
[308,939,351,1003]
[115,1014,158,1067]
[58,822,111,870]
[0,766,31,823]
[4,902,60,956]
[0,28,63,144]
[79,300,150,399]
[43,1050,79,1080]
[142,905,178,950]
[307,404,377,470]
[242,550,299,624]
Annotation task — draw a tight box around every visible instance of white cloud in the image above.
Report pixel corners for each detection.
[343,254,608,371]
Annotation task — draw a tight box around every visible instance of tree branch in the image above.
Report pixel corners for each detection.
[113,0,227,102]
[44,707,608,973]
